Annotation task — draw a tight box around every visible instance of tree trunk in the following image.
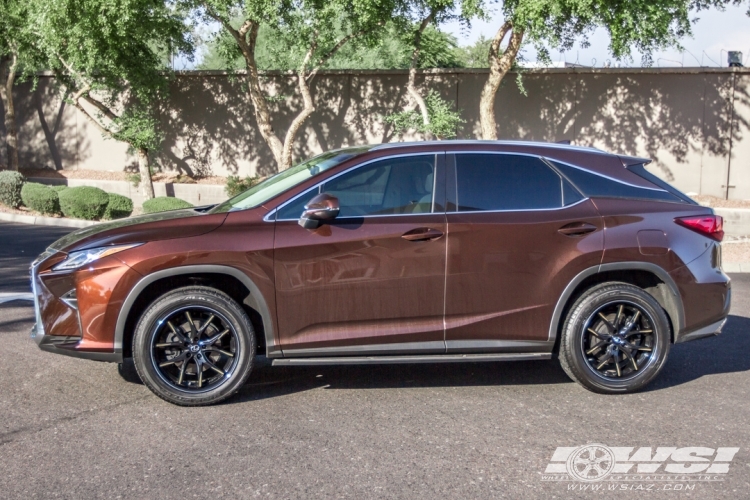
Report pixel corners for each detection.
[479,24,524,140]
[406,11,435,139]
[280,47,317,170]
[137,147,155,200]
[0,54,20,171]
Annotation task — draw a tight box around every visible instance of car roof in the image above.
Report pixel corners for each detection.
[369,140,605,154]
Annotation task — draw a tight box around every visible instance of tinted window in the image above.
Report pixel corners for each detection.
[277,155,435,219]
[454,154,564,211]
[549,160,682,203]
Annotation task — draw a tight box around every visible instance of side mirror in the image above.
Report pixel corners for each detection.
[299,193,340,229]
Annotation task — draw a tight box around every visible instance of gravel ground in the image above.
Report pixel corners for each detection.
[20,167,226,185]
[692,195,750,209]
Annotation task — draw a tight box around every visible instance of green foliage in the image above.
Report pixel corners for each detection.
[454,35,491,68]
[103,193,134,220]
[126,173,141,187]
[20,183,61,215]
[142,197,194,214]
[225,175,261,197]
[58,186,110,220]
[50,185,68,193]
[111,108,163,153]
[386,90,465,139]
[0,170,25,208]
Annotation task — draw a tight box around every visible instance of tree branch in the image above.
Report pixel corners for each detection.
[306,23,383,81]
[407,9,436,130]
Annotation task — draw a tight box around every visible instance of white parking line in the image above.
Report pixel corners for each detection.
[0,292,34,304]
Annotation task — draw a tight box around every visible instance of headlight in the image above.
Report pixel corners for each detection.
[52,244,142,271]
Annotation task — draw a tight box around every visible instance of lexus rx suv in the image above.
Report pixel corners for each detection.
[30,141,731,405]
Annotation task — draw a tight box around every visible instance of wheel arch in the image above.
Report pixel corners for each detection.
[549,262,684,346]
[115,265,277,359]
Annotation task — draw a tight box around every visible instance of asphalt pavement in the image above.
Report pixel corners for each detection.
[1,221,749,499]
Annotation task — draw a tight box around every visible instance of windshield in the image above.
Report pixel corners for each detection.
[210,147,371,213]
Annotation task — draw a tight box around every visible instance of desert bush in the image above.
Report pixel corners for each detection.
[225,175,261,197]
[103,193,134,220]
[0,171,25,208]
[21,183,61,215]
[58,186,110,220]
[142,196,193,214]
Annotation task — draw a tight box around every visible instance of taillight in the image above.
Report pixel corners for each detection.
[675,215,724,241]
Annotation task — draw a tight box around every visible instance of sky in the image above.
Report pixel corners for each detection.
[442,3,750,67]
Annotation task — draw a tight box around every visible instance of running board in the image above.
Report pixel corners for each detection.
[271,352,552,366]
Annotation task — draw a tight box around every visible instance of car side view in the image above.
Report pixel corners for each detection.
[30,141,731,405]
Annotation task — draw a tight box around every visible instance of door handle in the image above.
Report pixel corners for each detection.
[402,228,444,242]
[558,222,597,237]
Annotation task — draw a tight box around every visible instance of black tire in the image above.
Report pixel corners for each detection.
[117,358,142,384]
[558,282,671,394]
[132,286,256,406]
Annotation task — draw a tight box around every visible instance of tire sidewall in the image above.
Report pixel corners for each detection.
[562,284,671,393]
[133,288,255,406]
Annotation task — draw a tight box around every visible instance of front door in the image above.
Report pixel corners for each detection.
[444,152,604,352]
[273,153,448,356]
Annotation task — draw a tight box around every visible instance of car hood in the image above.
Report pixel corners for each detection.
[48,208,229,253]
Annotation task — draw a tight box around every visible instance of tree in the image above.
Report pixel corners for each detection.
[479,0,735,140]
[0,0,32,171]
[30,0,192,198]
[196,0,399,171]
[386,0,483,140]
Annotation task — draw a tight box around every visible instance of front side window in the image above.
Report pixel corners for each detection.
[277,155,436,219]
[453,154,568,212]
[210,147,371,214]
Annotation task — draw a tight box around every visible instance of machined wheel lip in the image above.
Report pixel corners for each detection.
[148,305,242,395]
[580,299,660,383]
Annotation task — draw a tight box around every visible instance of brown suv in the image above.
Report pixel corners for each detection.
[30,141,731,405]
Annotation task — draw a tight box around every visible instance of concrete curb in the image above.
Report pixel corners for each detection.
[0,212,97,228]
[722,263,750,273]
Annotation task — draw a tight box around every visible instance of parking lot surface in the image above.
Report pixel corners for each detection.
[1,221,748,499]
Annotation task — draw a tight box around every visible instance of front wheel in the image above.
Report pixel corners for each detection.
[132,286,256,406]
[558,282,671,394]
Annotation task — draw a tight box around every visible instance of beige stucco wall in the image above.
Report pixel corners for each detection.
[1,67,749,198]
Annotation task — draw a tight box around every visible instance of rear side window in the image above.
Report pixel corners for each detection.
[453,154,577,211]
[627,164,697,205]
[548,160,683,203]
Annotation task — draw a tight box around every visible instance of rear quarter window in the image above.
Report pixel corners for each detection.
[547,160,683,203]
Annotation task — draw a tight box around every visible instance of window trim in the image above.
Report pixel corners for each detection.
[266,152,444,222]
[542,157,671,193]
[446,151,586,214]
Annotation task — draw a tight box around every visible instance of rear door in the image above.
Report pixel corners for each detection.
[444,152,604,352]
[273,153,448,356]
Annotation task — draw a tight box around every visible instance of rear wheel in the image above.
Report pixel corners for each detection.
[559,282,671,394]
[132,286,255,406]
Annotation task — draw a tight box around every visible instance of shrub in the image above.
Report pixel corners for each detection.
[50,185,68,193]
[21,183,61,215]
[142,196,193,214]
[103,193,133,220]
[225,175,261,197]
[58,186,110,220]
[0,170,25,208]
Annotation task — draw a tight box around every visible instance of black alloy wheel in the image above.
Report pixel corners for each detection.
[581,301,656,380]
[559,282,671,394]
[133,286,255,406]
[151,306,240,391]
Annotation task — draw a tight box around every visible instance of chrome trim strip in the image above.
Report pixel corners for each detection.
[445,339,555,353]
[547,262,685,343]
[272,152,440,221]
[446,198,587,215]
[676,318,727,344]
[282,341,446,357]
[271,352,552,366]
[370,139,604,154]
[114,265,278,358]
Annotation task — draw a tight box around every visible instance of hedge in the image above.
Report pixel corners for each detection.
[21,183,61,215]
[103,193,134,220]
[142,196,193,214]
[50,185,68,193]
[58,186,110,220]
[0,171,25,208]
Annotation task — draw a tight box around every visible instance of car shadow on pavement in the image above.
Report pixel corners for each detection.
[228,314,750,404]
[646,314,750,392]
